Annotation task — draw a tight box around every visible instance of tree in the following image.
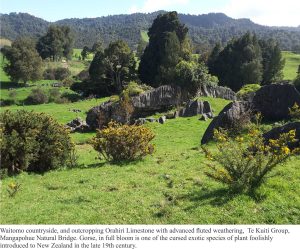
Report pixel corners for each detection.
[259,39,285,84]
[91,41,103,53]
[207,42,222,76]
[2,37,43,84]
[89,40,137,94]
[81,46,90,60]
[209,32,263,91]
[138,11,191,87]
[36,25,74,61]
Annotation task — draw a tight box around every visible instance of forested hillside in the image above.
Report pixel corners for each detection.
[1,11,300,51]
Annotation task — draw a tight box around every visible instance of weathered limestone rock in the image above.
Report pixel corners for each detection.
[158,116,167,124]
[252,83,300,120]
[199,114,208,121]
[179,100,213,117]
[201,101,251,144]
[66,117,89,132]
[197,85,236,101]
[131,85,188,117]
[86,85,188,129]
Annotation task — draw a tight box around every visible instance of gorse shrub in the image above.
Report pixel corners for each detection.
[202,126,299,193]
[0,110,74,175]
[91,121,155,162]
[289,102,300,120]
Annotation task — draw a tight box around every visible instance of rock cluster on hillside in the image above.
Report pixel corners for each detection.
[85,85,216,130]
[201,83,300,144]
[197,85,236,101]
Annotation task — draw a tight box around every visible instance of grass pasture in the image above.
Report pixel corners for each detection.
[1,111,300,224]
[140,30,149,42]
[282,51,300,80]
[0,50,300,224]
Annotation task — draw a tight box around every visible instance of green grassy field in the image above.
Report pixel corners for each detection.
[140,30,149,43]
[1,50,300,224]
[1,94,300,224]
[282,51,300,80]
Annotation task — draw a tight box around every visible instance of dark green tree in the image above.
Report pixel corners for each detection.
[89,40,137,94]
[207,42,222,76]
[138,11,191,87]
[81,46,90,60]
[36,25,74,61]
[259,39,285,84]
[2,37,43,84]
[210,32,263,91]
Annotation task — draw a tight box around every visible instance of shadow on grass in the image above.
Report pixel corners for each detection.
[183,186,267,211]
[0,81,21,89]
[183,188,236,209]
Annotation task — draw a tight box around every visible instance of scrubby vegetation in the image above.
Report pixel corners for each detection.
[203,126,299,194]
[0,110,74,175]
[92,122,155,161]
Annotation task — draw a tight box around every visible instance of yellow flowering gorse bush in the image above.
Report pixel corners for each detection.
[92,121,155,161]
[202,126,299,193]
[289,102,300,120]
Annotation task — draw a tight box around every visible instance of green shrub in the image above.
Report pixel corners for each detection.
[62,77,74,87]
[25,88,49,104]
[91,121,155,162]
[0,110,74,175]
[121,81,151,98]
[43,67,71,81]
[43,68,55,80]
[237,84,261,100]
[49,88,61,102]
[54,67,71,80]
[202,126,299,193]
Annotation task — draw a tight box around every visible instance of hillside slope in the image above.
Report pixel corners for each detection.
[1,12,300,50]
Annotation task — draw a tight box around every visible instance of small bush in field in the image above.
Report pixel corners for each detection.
[43,67,71,80]
[91,121,155,162]
[49,88,61,102]
[62,77,74,87]
[25,88,48,104]
[202,126,299,193]
[0,110,74,175]
[54,67,71,80]
[43,68,55,80]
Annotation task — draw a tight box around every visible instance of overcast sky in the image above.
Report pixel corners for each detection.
[1,0,299,27]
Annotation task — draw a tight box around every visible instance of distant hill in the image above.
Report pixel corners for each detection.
[1,11,300,51]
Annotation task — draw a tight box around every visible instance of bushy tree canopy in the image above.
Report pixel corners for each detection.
[88,40,137,94]
[208,33,285,91]
[208,32,263,91]
[139,11,192,87]
[1,37,43,84]
[36,25,74,61]
[259,39,285,84]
